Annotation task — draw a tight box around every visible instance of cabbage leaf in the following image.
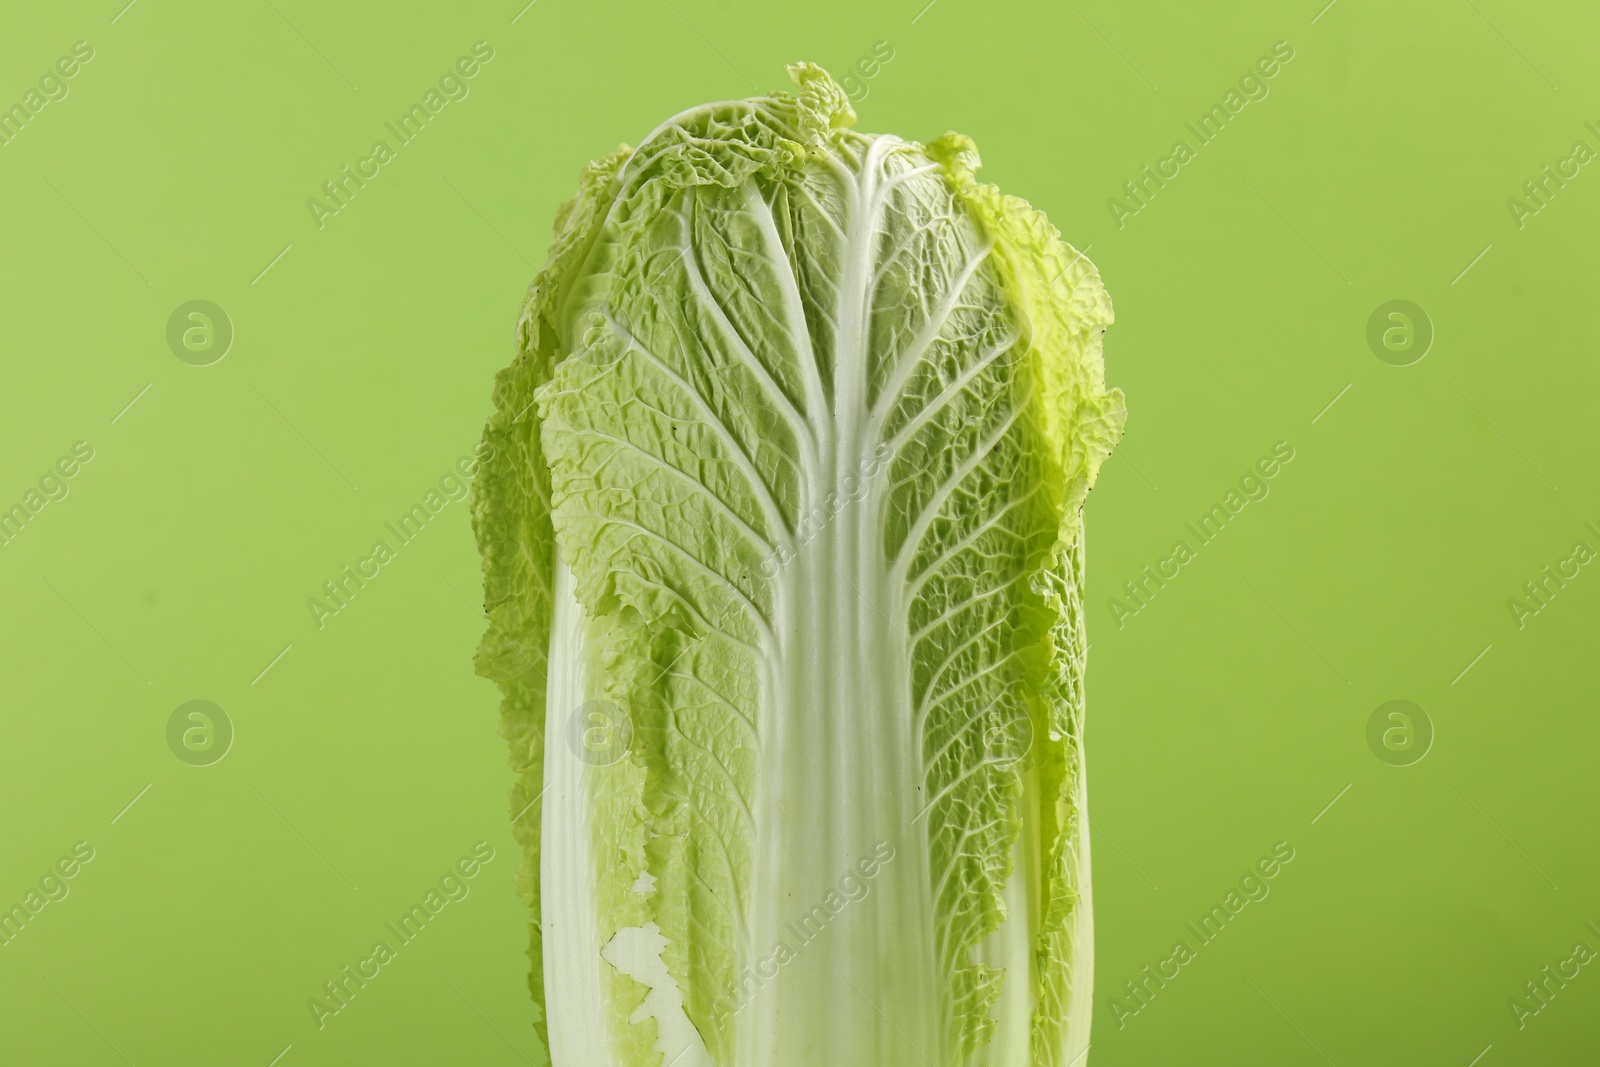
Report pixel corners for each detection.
[473,63,1124,1067]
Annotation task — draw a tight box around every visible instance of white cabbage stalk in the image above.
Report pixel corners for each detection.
[473,63,1123,1067]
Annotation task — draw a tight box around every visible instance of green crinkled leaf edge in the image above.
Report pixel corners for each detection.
[927,130,1125,1066]
[471,144,634,1060]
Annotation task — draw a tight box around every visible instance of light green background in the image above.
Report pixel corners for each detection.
[2,0,1596,1064]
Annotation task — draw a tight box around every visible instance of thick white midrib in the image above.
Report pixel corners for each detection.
[1057,535,1096,1065]
[741,135,942,1067]
[544,558,724,1067]
[972,761,1042,1067]
[840,134,932,1067]
[542,562,611,1067]
[1062,745,1095,1067]
[829,132,877,1066]
[748,506,936,1067]
[831,134,890,494]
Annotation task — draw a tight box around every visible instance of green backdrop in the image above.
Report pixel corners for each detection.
[2,0,1596,1064]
